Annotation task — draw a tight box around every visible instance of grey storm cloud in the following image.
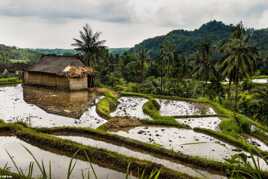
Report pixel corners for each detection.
[0,0,132,23]
[0,0,268,48]
[0,0,268,27]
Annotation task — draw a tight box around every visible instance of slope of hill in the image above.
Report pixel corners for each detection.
[131,20,268,58]
[0,44,40,64]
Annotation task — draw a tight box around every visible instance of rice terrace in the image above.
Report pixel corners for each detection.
[0,1,268,179]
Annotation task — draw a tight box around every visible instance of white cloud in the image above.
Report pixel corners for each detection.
[0,0,267,48]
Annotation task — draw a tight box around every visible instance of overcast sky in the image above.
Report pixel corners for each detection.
[0,0,268,49]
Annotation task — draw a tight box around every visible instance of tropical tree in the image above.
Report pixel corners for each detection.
[249,87,268,123]
[193,42,219,96]
[159,41,175,94]
[220,22,258,111]
[72,24,106,67]
[137,48,149,83]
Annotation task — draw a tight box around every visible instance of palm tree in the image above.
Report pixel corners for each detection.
[159,41,175,94]
[137,48,149,83]
[193,42,219,96]
[72,24,106,67]
[220,22,258,111]
[249,87,268,123]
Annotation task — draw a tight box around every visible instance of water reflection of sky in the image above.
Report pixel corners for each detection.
[0,85,106,128]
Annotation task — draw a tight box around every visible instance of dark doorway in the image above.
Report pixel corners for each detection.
[87,75,95,88]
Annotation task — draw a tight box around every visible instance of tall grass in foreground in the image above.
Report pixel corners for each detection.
[2,145,160,179]
[225,150,268,179]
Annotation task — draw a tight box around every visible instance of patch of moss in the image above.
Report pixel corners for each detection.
[143,99,176,122]
[96,91,118,119]
[0,77,21,85]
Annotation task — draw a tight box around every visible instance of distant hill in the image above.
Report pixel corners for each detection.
[31,48,79,56]
[109,48,129,55]
[32,48,129,56]
[0,44,40,64]
[131,20,268,58]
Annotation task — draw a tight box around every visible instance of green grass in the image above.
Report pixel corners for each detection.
[251,75,268,79]
[140,119,190,129]
[251,130,268,146]
[142,99,176,122]
[0,77,21,85]
[96,91,118,119]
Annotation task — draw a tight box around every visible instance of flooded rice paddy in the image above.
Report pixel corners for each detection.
[0,85,267,177]
[113,127,268,171]
[0,85,106,128]
[252,79,268,84]
[247,137,268,152]
[175,117,221,130]
[113,126,243,161]
[0,136,128,179]
[58,135,226,178]
[157,99,216,116]
[110,97,151,119]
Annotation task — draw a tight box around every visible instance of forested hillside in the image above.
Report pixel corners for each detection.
[0,44,40,64]
[131,21,268,58]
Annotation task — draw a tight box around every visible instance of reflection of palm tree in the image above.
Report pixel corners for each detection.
[72,24,106,67]
[220,23,258,111]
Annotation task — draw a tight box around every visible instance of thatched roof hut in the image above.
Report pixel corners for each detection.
[24,55,95,90]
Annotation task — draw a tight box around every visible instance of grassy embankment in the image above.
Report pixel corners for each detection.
[251,75,268,79]
[121,92,268,157]
[2,122,268,178]
[96,90,119,119]
[96,90,190,130]
[122,92,268,134]
[0,122,194,179]
[32,125,268,178]
[0,76,21,85]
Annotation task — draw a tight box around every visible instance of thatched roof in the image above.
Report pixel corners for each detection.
[27,55,94,77]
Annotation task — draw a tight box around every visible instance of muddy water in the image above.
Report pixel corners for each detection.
[0,85,106,128]
[252,79,268,84]
[110,97,151,120]
[113,127,268,171]
[176,117,221,130]
[247,137,268,151]
[157,99,216,116]
[113,127,239,161]
[0,136,128,179]
[58,135,226,179]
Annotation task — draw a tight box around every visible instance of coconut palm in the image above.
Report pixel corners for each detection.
[193,42,219,96]
[220,22,258,111]
[137,48,149,83]
[249,87,268,123]
[159,41,175,94]
[72,24,106,67]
